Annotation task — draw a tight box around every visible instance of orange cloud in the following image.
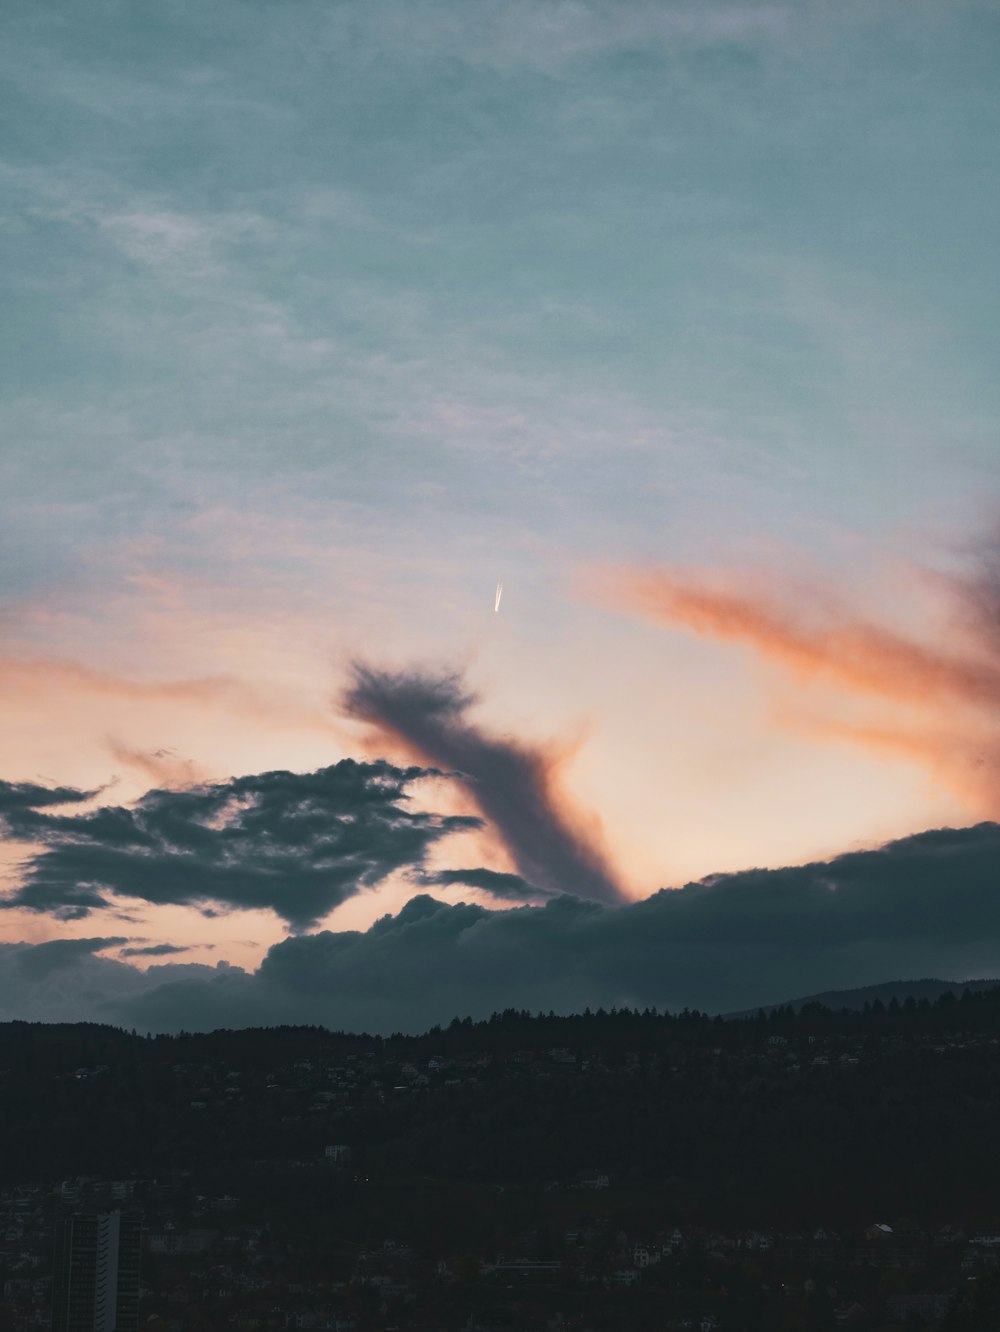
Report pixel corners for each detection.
[605,562,1000,818]
[0,656,240,704]
[0,655,345,730]
[617,570,1000,711]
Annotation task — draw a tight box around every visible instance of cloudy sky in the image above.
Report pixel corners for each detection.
[3,0,999,1029]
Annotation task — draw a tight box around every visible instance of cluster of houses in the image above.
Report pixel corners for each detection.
[157,1027,1000,1117]
[2,1172,1000,1331]
[2,1024,998,1329]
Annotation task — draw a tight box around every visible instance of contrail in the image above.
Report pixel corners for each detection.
[494,580,503,613]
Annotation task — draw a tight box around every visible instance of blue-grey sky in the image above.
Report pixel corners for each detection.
[5,1,997,573]
[2,1,1000,1014]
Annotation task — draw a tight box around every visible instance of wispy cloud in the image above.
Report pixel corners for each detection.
[615,567,1000,708]
[318,1,793,74]
[0,652,344,754]
[604,549,1000,814]
[106,740,206,790]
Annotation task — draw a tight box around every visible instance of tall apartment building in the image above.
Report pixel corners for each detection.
[52,1211,141,1332]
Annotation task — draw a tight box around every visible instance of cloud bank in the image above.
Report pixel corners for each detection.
[0,762,479,930]
[2,821,998,1032]
[344,664,624,904]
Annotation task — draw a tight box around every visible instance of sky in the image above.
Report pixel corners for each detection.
[2,0,999,1030]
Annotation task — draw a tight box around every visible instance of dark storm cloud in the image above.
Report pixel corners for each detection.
[0,760,480,929]
[421,866,550,901]
[343,663,624,905]
[68,820,1000,1033]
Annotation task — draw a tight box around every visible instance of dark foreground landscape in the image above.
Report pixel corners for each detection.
[5,985,1000,1331]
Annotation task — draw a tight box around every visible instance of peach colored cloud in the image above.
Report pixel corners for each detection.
[604,564,1000,818]
[105,739,207,789]
[0,653,348,786]
[0,655,343,730]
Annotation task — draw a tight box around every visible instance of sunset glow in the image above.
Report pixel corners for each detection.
[2,0,998,1026]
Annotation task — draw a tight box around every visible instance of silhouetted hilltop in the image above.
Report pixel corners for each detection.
[3,982,1000,1229]
[4,975,1000,1060]
[727,975,1000,1016]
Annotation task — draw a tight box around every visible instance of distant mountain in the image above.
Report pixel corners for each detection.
[728,976,1000,1016]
